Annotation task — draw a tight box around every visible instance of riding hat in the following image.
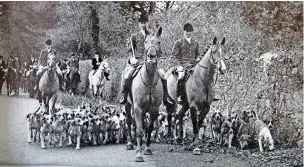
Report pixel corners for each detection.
[95,51,100,55]
[45,39,52,45]
[184,23,193,32]
[138,13,149,23]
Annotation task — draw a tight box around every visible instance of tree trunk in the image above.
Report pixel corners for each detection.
[90,5,100,52]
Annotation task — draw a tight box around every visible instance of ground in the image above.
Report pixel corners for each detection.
[0,88,302,167]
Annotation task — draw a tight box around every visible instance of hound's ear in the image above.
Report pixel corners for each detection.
[26,114,30,119]
[212,37,217,45]
[220,37,226,45]
[156,27,162,38]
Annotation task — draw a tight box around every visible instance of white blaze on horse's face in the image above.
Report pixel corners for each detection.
[145,27,162,61]
[47,53,56,67]
[212,37,227,74]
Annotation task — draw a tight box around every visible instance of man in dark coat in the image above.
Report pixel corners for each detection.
[34,39,63,90]
[171,23,201,110]
[91,51,109,80]
[0,55,5,94]
[119,13,173,105]
[91,51,103,71]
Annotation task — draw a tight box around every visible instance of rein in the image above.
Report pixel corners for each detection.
[140,61,159,103]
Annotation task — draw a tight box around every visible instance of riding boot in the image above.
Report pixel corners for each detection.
[177,79,188,106]
[161,78,174,105]
[34,73,42,91]
[119,78,131,104]
[104,72,110,81]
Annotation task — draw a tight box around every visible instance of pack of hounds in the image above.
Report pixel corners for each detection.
[26,101,275,153]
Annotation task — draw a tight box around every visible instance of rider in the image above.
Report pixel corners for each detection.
[119,13,174,105]
[12,55,22,80]
[26,55,38,74]
[91,51,110,80]
[171,23,201,109]
[0,55,6,94]
[34,39,63,91]
[66,52,81,79]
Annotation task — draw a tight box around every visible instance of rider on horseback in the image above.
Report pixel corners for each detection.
[91,51,110,80]
[26,56,38,76]
[171,23,219,121]
[171,23,201,107]
[34,39,63,91]
[119,13,174,105]
[0,55,6,94]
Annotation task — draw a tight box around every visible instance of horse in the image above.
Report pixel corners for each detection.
[123,27,163,162]
[38,53,60,115]
[0,68,5,95]
[5,61,17,96]
[27,66,38,98]
[165,37,227,155]
[66,66,80,95]
[88,60,110,99]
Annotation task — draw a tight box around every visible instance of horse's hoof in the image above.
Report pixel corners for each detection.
[76,147,80,150]
[127,144,134,150]
[41,145,46,149]
[144,148,153,155]
[135,156,144,162]
[28,141,31,144]
[193,148,202,155]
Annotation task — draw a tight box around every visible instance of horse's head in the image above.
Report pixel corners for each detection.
[47,52,57,68]
[209,37,227,74]
[98,59,110,74]
[144,27,162,62]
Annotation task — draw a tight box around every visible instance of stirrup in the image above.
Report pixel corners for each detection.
[119,95,128,104]
[164,96,174,105]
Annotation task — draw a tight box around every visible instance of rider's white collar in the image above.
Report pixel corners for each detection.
[185,37,191,44]
[141,29,146,37]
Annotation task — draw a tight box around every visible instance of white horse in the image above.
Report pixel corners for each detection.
[88,60,110,99]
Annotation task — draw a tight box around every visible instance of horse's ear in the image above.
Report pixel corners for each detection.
[212,37,217,45]
[220,37,226,45]
[156,27,162,38]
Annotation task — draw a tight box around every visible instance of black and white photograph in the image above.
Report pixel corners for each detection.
[0,1,303,167]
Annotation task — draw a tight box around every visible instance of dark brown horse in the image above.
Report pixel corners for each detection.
[5,60,18,96]
[66,67,80,95]
[123,27,163,162]
[166,37,227,155]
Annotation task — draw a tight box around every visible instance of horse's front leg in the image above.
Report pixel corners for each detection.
[198,105,209,141]
[50,94,57,115]
[165,103,175,139]
[189,106,201,155]
[125,103,134,150]
[134,106,144,162]
[144,110,157,155]
[93,85,98,99]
